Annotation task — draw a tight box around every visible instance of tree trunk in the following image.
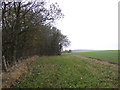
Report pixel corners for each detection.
[2,56,8,72]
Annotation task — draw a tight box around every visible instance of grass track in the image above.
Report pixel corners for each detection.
[64,50,118,63]
[14,55,118,88]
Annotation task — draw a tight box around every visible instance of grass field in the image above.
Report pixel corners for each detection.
[14,51,119,88]
[65,50,118,63]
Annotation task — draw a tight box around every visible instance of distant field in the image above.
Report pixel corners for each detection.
[14,55,118,88]
[64,50,118,63]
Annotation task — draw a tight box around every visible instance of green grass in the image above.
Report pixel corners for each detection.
[65,50,118,63]
[14,55,118,88]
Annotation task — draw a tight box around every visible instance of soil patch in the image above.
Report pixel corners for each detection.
[70,55,119,66]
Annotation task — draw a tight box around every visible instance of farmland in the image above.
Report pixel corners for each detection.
[65,50,118,63]
[2,1,118,89]
[14,50,119,88]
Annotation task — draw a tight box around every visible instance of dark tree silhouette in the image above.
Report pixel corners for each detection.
[2,1,70,71]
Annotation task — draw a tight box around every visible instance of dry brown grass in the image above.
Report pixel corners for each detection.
[2,56,39,88]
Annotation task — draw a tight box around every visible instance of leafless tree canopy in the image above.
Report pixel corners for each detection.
[2,0,70,71]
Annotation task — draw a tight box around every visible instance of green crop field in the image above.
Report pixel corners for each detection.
[14,52,118,88]
[65,50,119,63]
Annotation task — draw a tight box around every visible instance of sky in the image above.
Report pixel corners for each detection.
[51,0,119,50]
[6,0,118,50]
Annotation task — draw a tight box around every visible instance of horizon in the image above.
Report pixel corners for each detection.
[64,49,118,51]
[54,0,118,50]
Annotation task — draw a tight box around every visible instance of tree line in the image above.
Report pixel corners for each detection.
[2,1,70,71]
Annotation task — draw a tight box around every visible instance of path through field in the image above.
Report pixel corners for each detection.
[71,55,119,66]
[13,54,118,88]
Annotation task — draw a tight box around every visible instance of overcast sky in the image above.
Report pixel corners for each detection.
[51,0,119,50]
